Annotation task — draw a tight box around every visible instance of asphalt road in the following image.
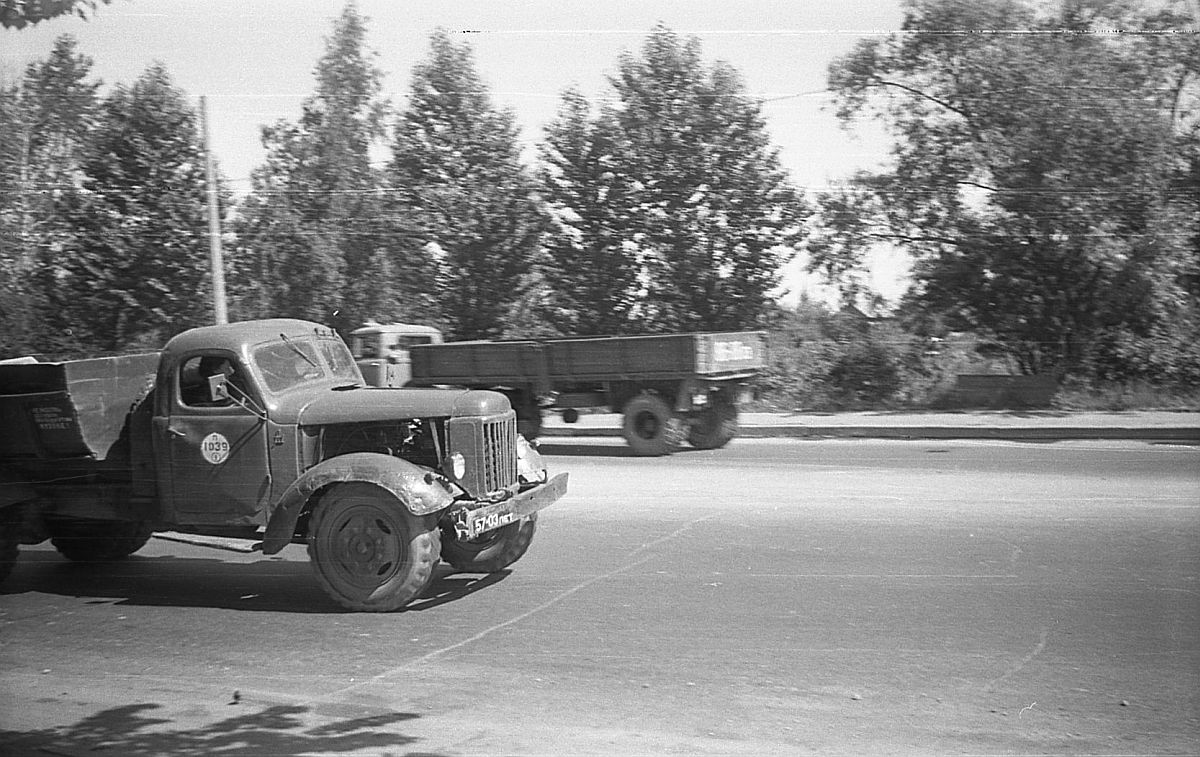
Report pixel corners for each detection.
[2,438,1198,756]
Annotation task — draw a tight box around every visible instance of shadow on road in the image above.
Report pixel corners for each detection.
[408,568,511,611]
[535,440,708,458]
[1,551,510,614]
[534,440,637,457]
[0,702,449,757]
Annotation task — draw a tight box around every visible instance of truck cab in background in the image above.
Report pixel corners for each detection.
[350,322,443,388]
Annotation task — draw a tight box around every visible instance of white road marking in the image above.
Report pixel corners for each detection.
[317,514,720,701]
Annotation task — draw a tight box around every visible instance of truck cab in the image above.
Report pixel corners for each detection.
[349,322,443,388]
[152,320,360,527]
[0,319,567,612]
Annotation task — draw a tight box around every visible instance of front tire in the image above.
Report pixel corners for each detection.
[622,394,685,456]
[440,514,537,573]
[49,519,152,563]
[307,483,441,612]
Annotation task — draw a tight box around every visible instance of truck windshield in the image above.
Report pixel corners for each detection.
[316,338,360,383]
[254,340,323,393]
[254,336,361,394]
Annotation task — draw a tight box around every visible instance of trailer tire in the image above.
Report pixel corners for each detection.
[687,394,739,450]
[307,483,441,612]
[49,519,152,563]
[622,394,685,456]
[440,514,536,573]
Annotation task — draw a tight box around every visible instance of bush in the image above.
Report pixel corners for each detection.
[823,339,901,408]
[753,336,841,411]
[1053,378,1200,411]
[754,314,1200,412]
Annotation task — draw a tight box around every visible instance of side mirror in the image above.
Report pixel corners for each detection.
[207,373,230,403]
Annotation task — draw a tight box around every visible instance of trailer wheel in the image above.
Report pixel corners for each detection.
[307,483,440,612]
[622,394,685,456]
[687,394,739,450]
[440,514,537,573]
[49,519,152,563]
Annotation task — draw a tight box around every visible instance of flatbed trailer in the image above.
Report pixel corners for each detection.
[351,325,768,456]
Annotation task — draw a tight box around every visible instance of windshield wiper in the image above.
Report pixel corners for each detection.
[279,333,319,368]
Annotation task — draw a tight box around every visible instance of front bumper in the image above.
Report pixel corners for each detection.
[449,472,568,540]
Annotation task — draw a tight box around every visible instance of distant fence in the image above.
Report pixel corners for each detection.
[941,374,1059,409]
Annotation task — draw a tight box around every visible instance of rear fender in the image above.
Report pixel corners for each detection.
[260,452,454,555]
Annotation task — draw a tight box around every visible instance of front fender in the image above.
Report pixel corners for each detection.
[260,452,455,555]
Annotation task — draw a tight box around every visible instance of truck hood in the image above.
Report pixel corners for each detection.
[289,386,511,426]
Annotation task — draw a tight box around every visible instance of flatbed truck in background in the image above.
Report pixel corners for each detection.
[350,323,768,456]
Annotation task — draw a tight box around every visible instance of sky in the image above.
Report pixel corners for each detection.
[1,0,912,305]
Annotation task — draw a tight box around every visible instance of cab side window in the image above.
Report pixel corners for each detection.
[179,354,245,408]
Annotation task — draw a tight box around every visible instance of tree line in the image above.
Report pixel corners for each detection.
[1,6,802,357]
[2,0,1198,398]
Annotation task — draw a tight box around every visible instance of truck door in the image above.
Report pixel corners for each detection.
[162,352,271,524]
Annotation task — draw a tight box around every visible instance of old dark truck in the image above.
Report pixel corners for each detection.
[0,319,567,611]
[350,323,767,456]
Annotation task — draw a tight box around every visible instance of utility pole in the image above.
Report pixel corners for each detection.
[200,95,228,324]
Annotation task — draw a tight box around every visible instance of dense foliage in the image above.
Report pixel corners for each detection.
[812,0,1200,386]
[387,29,544,340]
[1,40,217,354]
[0,0,109,29]
[52,63,216,351]
[540,26,806,334]
[0,35,98,355]
[232,2,386,332]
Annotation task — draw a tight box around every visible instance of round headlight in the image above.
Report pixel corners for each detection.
[450,452,466,480]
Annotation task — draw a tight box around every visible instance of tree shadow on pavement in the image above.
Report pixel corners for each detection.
[1,551,510,614]
[0,701,448,757]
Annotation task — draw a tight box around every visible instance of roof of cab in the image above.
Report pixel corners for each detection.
[163,319,337,356]
[350,322,442,337]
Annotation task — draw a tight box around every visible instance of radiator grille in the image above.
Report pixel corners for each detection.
[447,411,518,498]
[481,414,517,493]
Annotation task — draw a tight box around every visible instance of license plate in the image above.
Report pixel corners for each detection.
[455,472,568,540]
[466,509,516,538]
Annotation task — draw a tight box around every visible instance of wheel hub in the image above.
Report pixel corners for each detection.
[635,411,660,438]
[332,509,402,581]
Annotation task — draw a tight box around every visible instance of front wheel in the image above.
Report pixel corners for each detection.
[307,483,441,612]
[50,519,152,563]
[440,514,537,573]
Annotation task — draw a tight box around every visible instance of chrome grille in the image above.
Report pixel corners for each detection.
[446,411,518,498]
